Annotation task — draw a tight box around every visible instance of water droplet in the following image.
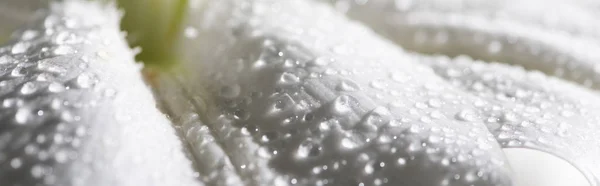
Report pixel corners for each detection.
[54,32,75,44]
[370,79,386,89]
[415,102,428,109]
[0,56,12,64]
[397,158,407,166]
[184,26,199,38]
[446,68,462,77]
[364,163,374,174]
[365,107,391,127]
[253,59,266,69]
[52,45,75,55]
[11,66,27,77]
[76,73,95,88]
[427,135,442,144]
[78,62,89,69]
[21,30,39,40]
[427,99,442,108]
[537,137,549,144]
[340,137,358,150]
[21,82,38,95]
[519,120,532,127]
[10,158,22,169]
[11,42,29,54]
[273,100,286,111]
[31,165,44,178]
[75,126,86,136]
[54,150,69,163]
[262,131,279,142]
[14,108,30,124]
[501,112,519,123]
[44,15,60,28]
[233,109,249,120]
[37,60,66,74]
[36,135,47,143]
[430,110,445,119]
[296,140,321,159]
[36,73,53,81]
[308,57,332,67]
[54,134,64,144]
[331,95,354,115]
[3,98,22,108]
[278,72,300,85]
[455,109,478,121]
[336,79,360,92]
[49,99,62,110]
[48,82,65,93]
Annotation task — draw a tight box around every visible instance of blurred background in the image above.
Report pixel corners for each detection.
[0,0,47,43]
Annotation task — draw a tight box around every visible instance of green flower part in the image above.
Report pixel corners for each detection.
[117,0,188,68]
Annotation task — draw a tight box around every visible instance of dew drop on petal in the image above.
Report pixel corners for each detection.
[336,79,359,92]
[52,45,75,55]
[76,73,95,88]
[331,95,354,114]
[455,109,479,122]
[48,82,66,93]
[14,108,30,125]
[11,42,29,54]
[20,82,38,95]
[10,158,22,169]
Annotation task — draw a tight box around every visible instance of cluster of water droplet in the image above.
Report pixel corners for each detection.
[0,12,107,185]
[421,54,600,183]
[178,1,515,185]
[329,0,600,93]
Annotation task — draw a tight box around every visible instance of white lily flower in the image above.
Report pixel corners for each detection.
[0,0,598,186]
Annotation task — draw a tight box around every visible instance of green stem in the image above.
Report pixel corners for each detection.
[116,0,188,68]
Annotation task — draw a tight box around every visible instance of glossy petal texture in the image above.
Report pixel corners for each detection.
[320,0,600,184]
[325,0,600,89]
[420,54,600,185]
[0,1,200,186]
[156,0,513,185]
